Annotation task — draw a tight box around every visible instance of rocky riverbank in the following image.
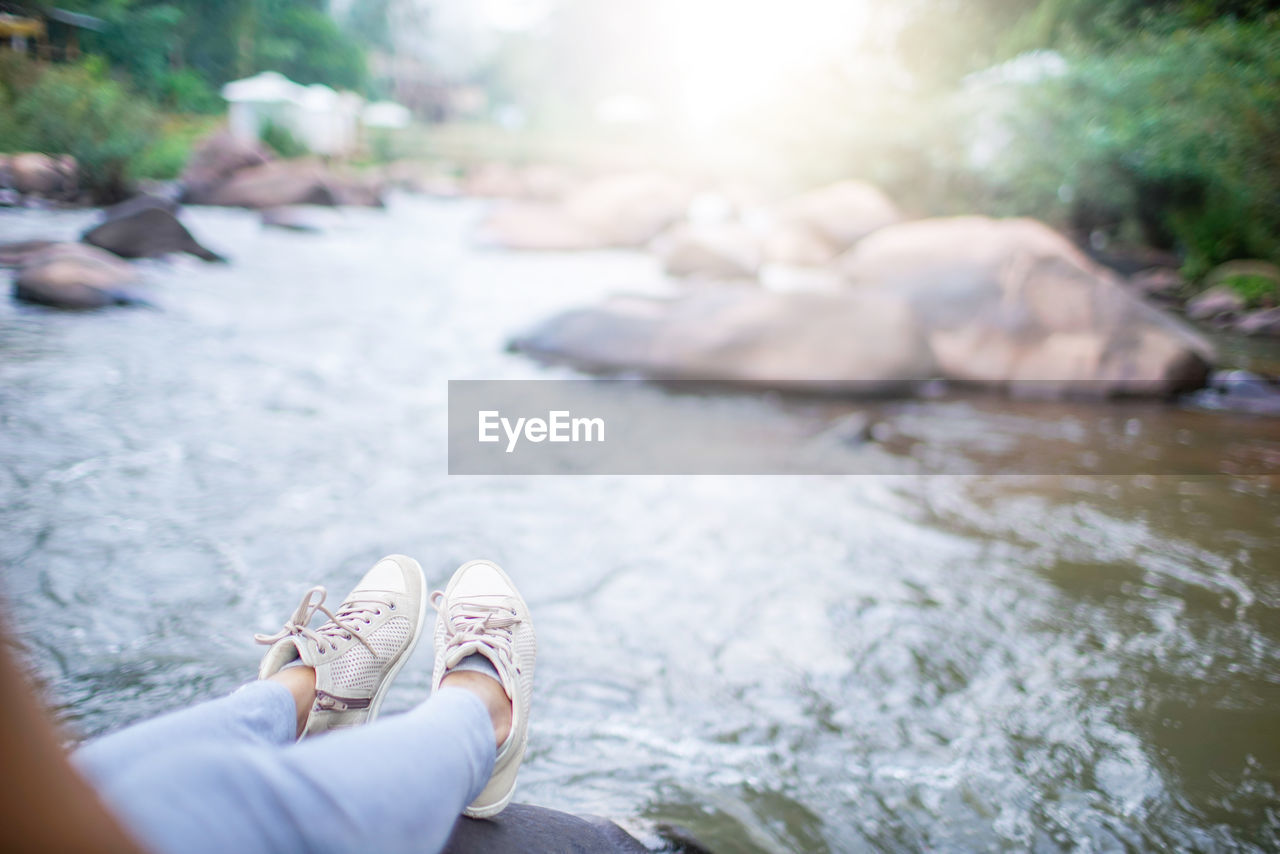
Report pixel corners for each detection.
[460,168,1272,399]
[1,131,393,309]
[5,140,1279,405]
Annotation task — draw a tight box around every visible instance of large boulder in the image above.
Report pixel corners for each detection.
[3,153,78,200]
[12,243,145,309]
[21,242,135,269]
[561,172,690,247]
[0,239,58,267]
[511,288,936,393]
[510,217,1214,398]
[838,216,1214,395]
[774,180,901,253]
[478,203,601,251]
[653,222,762,279]
[83,206,224,262]
[481,172,690,251]
[200,161,337,209]
[761,221,839,267]
[180,132,272,203]
[326,174,386,208]
[101,193,180,221]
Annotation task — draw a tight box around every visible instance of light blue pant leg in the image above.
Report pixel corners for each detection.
[75,680,297,786]
[83,686,495,854]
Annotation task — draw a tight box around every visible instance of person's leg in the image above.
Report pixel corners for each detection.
[82,556,533,854]
[79,552,428,788]
[429,559,536,818]
[74,679,298,787]
[92,685,498,854]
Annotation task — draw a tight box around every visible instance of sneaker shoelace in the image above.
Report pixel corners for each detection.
[432,590,523,677]
[254,585,392,657]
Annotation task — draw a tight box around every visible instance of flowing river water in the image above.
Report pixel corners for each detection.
[1,196,1277,852]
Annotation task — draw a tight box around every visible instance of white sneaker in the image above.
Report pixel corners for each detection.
[256,554,427,737]
[431,559,536,818]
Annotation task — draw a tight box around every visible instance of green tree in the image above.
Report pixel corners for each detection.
[1,59,161,201]
[51,0,369,95]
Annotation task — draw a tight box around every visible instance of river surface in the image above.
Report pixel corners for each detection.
[1,197,1278,852]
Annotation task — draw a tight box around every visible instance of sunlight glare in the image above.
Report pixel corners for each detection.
[665,0,870,129]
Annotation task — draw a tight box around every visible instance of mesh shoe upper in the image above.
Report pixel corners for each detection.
[431,559,537,818]
[256,554,427,737]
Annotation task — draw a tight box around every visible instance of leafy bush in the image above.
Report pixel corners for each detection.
[748,6,1280,285]
[0,60,161,202]
[0,51,40,102]
[258,119,309,158]
[132,115,219,180]
[367,128,398,164]
[1220,274,1279,308]
[158,69,223,114]
[998,16,1280,277]
[131,132,190,180]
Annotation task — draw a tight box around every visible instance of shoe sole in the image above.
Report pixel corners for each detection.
[366,554,429,724]
[442,558,534,818]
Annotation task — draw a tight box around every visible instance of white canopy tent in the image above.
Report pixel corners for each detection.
[221,72,410,156]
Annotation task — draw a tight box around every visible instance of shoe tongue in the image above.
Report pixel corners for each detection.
[444,639,484,668]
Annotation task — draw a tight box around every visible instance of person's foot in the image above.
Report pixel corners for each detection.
[431,559,536,818]
[256,554,427,738]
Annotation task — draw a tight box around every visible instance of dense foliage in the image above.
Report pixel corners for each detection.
[2,0,1276,277]
[765,1,1280,277]
[50,0,368,99]
[0,1,370,200]
[0,58,160,200]
[999,16,1280,277]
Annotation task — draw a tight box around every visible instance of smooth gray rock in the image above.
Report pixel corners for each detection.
[511,289,937,395]
[773,180,901,252]
[837,216,1215,396]
[83,207,225,262]
[12,243,148,309]
[179,131,272,204]
[512,216,1215,399]
[0,239,58,267]
[200,161,338,209]
[101,193,180,222]
[654,222,762,280]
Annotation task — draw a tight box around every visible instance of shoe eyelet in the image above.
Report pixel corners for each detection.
[389,603,396,610]
[319,648,326,655]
